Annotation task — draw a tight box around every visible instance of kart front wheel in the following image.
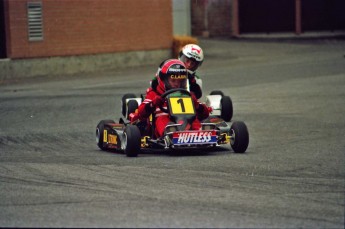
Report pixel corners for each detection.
[221,96,233,122]
[124,124,141,157]
[96,119,115,150]
[230,121,249,153]
[210,90,224,97]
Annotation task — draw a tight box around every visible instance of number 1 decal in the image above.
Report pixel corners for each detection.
[177,98,185,112]
[169,97,195,114]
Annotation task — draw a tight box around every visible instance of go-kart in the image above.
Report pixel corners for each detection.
[96,89,249,157]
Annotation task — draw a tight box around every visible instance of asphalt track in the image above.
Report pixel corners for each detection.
[0,38,344,228]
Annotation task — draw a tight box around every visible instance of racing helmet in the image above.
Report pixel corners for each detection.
[178,44,204,72]
[158,59,188,91]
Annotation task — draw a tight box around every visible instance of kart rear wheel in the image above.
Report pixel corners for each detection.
[230,121,249,153]
[96,119,115,150]
[210,90,224,97]
[221,96,233,122]
[121,93,136,117]
[127,100,138,120]
[124,124,141,157]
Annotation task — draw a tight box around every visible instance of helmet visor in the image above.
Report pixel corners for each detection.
[180,54,200,72]
[165,75,187,90]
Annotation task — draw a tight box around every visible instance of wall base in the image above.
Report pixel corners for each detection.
[0,49,171,81]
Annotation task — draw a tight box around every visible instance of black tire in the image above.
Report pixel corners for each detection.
[221,96,233,122]
[230,121,249,153]
[96,119,115,150]
[210,90,224,97]
[127,100,138,120]
[124,125,141,157]
[121,93,136,117]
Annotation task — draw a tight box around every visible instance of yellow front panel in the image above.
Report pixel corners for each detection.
[169,97,195,115]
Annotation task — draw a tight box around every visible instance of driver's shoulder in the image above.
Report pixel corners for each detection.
[146,87,159,97]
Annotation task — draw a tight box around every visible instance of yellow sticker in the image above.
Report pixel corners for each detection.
[169,97,195,115]
[103,130,107,142]
[108,135,117,144]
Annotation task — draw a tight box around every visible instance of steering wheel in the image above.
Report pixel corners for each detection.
[159,88,191,113]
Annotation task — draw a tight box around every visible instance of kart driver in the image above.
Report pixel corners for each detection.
[151,44,204,99]
[129,59,209,138]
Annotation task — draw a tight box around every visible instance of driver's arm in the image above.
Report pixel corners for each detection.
[189,73,202,99]
[137,90,163,120]
[196,103,209,120]
[191,92,209,120]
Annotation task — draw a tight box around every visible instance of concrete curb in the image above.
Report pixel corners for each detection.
[235,31,345,40]
[0,49,171,82]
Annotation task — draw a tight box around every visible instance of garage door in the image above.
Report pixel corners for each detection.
[239,0,295,33]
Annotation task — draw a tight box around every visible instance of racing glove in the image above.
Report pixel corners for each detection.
[128,112,139,123]
[190,92,199,109]
[196,104,210,120]
[151,95,164,107]
[207,106,213,114]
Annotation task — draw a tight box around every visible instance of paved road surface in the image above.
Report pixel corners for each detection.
[0,38,344,227]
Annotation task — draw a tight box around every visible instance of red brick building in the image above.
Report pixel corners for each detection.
[0,0,172,59]
[0,0,173,79]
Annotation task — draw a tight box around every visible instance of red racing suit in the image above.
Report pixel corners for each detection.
[135,87,210,138]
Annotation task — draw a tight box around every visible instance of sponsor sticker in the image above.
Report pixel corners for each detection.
[103,130,107,142]
[108,134,117,144]
[172,131,217,144]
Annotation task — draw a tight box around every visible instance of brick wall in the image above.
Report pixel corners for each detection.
[191,0,232,37]
[191,0,206,36]
[208,0,232,37]
[6,0,172,59]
